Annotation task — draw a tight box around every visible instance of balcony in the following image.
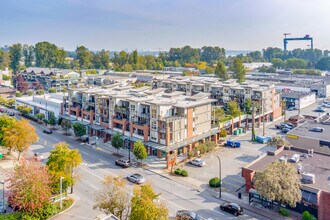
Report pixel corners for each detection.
[71,97,82,103]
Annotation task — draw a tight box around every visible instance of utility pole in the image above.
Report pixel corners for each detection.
[0,181,4,214]
[215,156,222,199]
[60,177,64,210]
[262,99,265,136]
[251,101,256,141]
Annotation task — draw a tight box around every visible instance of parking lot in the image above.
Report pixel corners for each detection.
[178,99,329,194]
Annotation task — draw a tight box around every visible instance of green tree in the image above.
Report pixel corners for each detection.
[214,60,228,80]
[61,119,71,134]
[204,66,214,74]
[133,140,148,164]
[286,58,308,69]
[111,132,123,155]
[72,123,86,137]
[227,100,241,117]
[315,57,330,70]
[48,87,56,93]
[27,90,34,96]
[94,175,130,220]
[23,44,34,67]
[254,161,301,207]
[2,74,10,80]
[130,184,168,220]
[9,43,22,73]
[271,58,285,69]
[76,46,93,69]
[36,89,45,95]
[46,142,82,193]
[244,98,252,114]
[302,211,317,220]
[36,113,45,121]
[35,41,67,68]
[232,58,246,83]
[213,107,225,125]
[99,49,110,69]
[122,64,133,72]
[3,119,38,159]
[7,159,53,216]
[15,91,23,97]
[48,112,57,127]
[17,105,32,115]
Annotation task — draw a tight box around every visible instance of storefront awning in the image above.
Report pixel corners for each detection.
[144,141,166,152]
[59,114,77,122]
[90,124,105,131]
[74,120,90,126]
[104,129,114,135]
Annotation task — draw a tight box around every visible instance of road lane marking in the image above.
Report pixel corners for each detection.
[81,151,88,155]
[90,184,98,190]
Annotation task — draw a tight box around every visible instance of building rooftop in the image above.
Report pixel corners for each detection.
[248,148,330,192]
[288,115,330,141]
[281,91,315,99]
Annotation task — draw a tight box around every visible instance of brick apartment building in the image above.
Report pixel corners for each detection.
[60,84,220,166]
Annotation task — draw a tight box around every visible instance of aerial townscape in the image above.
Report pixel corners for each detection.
[0,1,330,220]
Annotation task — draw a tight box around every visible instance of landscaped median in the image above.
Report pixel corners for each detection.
[0,197,74,220]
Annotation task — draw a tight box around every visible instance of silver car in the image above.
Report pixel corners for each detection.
[189,158,206,167]
[127,174,145,184]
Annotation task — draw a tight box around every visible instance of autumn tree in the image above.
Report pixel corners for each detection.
[232,58,246,83]
[36,113,45,122]
[0,115,15,146]
[268,136,289,148]
[130,184,168,220]
[133,140,148,164]
[3,119,38,159]
[16,75,29,93]
[94,175,130,220]
[7,159,52,216]
[17,105,32,115]
[227,100,241,117]
[111,132,123,155]
[254,161,301,207]
[46,142,82,193]
[214,60,228,80]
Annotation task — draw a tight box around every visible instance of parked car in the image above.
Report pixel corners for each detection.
[310,127,324,132]
[315,107,326,112]
[7,112,15,116]
[281,123,293,130]
[287,106,296,111]
[322,102,330,108]
[43,128,52,134]
[282,128,291,133]
[275,122,293,130]
[127,174,145,184]
[115,159,130,168]
[176,210,202,220]
[220,203,243,216]
[189,158,206,167]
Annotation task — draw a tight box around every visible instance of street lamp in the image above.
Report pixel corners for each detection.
[60,177,64,210]
[0,181,4,213]
[215,156,222,199]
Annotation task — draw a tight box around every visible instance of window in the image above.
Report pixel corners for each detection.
[131,105,135,112]
[151,109,157,118]
[151,121,157,130]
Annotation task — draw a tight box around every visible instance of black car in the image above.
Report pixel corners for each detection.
[43,128,52,134]
[220,203,243,216]
[7,112,15,116]
[176,210,202,220]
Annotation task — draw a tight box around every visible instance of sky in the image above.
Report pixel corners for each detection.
[0,0,329,51]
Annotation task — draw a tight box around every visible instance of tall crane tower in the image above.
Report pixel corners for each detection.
[283,33,313,50]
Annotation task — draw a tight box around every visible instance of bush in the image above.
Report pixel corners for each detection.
[174,168,182,175]
[181,170,188,177]
[188,151,195,159]
[302,211,317,220]
[220,129,227,138]
[209,177,220,188]
[278,208,290,217]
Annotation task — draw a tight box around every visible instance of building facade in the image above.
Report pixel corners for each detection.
[60,85,219,165]
[281,91,316,110]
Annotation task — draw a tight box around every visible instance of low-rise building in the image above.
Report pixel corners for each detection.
[15,93,65,120]
[286,114,330,155]
[19,67,81,91]
[60,85,219,165]
[242,146,330,220]
[281,91,316,110]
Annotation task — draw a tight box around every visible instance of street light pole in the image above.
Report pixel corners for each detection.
[0,181,4,213]
[215,155,222,199]
[60,177,64,210]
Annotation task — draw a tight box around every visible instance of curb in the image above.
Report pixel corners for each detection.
[48,197,76,220]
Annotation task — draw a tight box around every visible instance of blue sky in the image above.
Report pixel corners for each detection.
[0,0,329,51]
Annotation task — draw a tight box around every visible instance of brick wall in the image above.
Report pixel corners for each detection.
[241,168,256,192]
[319,191,330,220]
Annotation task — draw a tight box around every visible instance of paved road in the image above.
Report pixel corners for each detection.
[22,117,265,220]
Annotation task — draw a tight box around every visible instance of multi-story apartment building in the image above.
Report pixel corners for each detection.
[153,77,282,123]
[19,67,81,91]
[60,85,219,165]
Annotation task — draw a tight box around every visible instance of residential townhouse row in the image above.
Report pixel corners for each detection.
[60,84,219,165]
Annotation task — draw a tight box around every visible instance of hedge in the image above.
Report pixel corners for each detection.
[209,177,220,188]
